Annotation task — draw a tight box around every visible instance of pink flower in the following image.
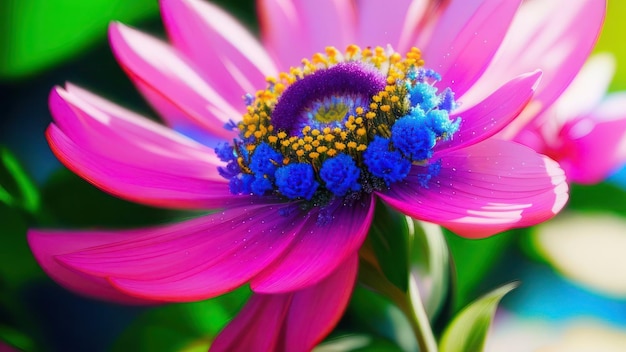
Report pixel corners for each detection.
[28,0,604,349]
[513,54,626,184]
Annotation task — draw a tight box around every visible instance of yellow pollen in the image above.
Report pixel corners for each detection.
[317,146,328,153]
[347,141,358,149]
[309,152,320,159]
[346,44,360,58]
[380,105,391,112]
[335,142,346,150]
[356,144,367,151]
[268,136,278,143]
[277,131,287,139]
[356,128,367,136]
[327,149,337,157]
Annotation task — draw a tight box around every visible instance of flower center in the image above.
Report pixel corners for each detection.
[215,45,461,208]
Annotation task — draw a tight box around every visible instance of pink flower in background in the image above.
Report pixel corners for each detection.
[513,54,626,184]
[28,0,605,349]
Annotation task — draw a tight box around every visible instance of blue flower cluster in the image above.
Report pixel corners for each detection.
[362,67,460,186]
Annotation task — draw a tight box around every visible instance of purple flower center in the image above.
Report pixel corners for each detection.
[271,62,387,135]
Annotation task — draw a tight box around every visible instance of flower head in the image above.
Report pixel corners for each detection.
[27,0,607,349]
[222,46,459,207]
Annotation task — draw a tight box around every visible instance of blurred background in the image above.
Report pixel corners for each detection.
[1,0,625,351]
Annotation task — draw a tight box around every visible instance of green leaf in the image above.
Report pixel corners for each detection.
[0,0,159,79]
[439,282,518,352]
[368,201,411,291]
[594,0,626,91]
[348,286,416,352]
[0,147,39,213]
[444,229,516,311]
[408,221,450,320]
[568,182,626,215]
[112,287,250,352]
[315,334,402,352]
[40,169,177,228]
[0,324,35,352]
[0,203,44,289]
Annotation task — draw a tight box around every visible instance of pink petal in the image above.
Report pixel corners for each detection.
[283,254,358,350]
[439,70,541,153]
[27,229,160,304]
[132,78,229,147]
[108,22,239,140]
[161,0,278,110]
[257,0,357,69]
[211,254,358,352]
[251,195,375,293]
[210,293,290,352]
[45,201,305,302]
[557,93,626,184]
[422,0,521,98]
[48,86,236,209]
[473,0,606,121]
[354,0,427,50]
[378,139,569,238]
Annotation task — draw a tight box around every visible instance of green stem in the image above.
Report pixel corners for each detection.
[359,257,438,352]
[405,278,438,352]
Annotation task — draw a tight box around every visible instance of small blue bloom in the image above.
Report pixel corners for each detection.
[426,110,460,139]
[229,174,254,195]
[438,87,456,112]
[218,161,241,179]
[391,115,436,161]
[250,175,273,196]
[320,154,361,196]
[215,142,236,162]
[363,136,411,185]
[417,160,442,187]
[275,163,319,200]
[408,82,439,111]
[249,142,282,176]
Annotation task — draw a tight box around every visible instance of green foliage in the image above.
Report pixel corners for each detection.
[40,169,177,228]
[594,0,626,91]
[0,147,39,213]
[568,182,626,215]
[439,282,518,352]
[0,0,160,79]
[317,334,403,352]
[112,287,250,352]
[368,202,411,291]
[409,221,450,320]
[444,230,516,311]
